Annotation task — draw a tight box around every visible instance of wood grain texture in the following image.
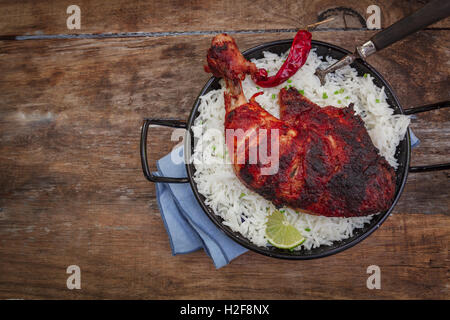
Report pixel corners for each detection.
[0,29,449,298]
[0,212,448,299]
[0,0,449,36]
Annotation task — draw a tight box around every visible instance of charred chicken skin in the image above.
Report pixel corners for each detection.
[205,34,396,217]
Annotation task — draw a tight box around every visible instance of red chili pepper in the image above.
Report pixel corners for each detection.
[252,30,312,88]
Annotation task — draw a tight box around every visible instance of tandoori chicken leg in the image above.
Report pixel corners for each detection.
[205,33,396,217]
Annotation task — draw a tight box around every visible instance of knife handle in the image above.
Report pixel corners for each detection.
[370,0,450,52]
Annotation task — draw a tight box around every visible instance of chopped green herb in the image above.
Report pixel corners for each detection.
[305,228,311,232]
[322,92,328,99]
[287,79,292,83]
[337,100,342,104]
[266,207,270,211]
[334,90,339,95]
[272,94,277,100]
[363,73,369,78]
[212,145,216,152]
[375,99,380,103]
[288,85,292,88]
[284,86,288,90]
[339,88,345,93]
[256,86,260,90]
[239,193,246,199]
[279,209,285,213]
[299,89,305,95]
[345,96,350,99]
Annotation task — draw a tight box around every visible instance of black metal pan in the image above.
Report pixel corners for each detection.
[140,39,450,259]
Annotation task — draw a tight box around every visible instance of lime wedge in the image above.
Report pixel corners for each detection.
[266,210,305,249]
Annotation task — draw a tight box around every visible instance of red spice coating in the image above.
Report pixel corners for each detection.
[225,88,396,217]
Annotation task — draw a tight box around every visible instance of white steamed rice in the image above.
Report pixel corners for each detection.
[190,48,410,250]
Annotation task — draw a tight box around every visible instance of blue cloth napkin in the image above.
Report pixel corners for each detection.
[154,129,419,268]
[154,146,247,269]
[410,129,419,148]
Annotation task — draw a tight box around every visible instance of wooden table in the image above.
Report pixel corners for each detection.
[0,0,449,299]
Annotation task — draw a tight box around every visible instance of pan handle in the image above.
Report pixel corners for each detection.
[404,101,450,173]
[369,0,450,53]
[140,118,189,183]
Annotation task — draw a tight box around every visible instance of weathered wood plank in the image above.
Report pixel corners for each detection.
[0,0,448,36]
[0,209,448,299]
[0,31,449,299]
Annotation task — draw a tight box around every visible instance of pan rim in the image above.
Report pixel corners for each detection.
[184,39,411,260]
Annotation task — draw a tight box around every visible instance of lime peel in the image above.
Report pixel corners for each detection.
[265,211,305,249]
